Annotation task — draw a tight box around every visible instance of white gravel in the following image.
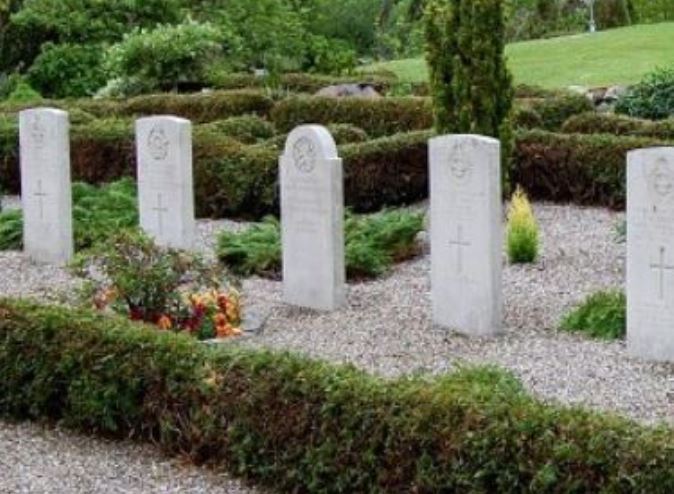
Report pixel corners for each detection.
[0,421,261,494]
[1,196,673,491]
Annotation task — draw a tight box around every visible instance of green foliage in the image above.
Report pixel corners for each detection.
[105,21,231,95]
[199,115,275,144]
[217,209,424,279]
[0,208,21,250]
[215,217,282,278]
[631,0,674,22]
[1,298,673,492]
[0,178,138,251]
[506,186,539,263]
[325,123,369,144]
[71,229,223,325]
[561,290,626,340]
[562,112,674,140]
[530,91,594,131]
[303,34,357,75]
[424,0,514,183]
[616,66,674,120]
[5,81,42,103]
[1,0,183,73]
[271,95,433,137]
[513,129,670,209]
[595,0,634,29]
[27,43,107,98]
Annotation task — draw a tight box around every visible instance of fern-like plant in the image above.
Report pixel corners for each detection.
[560,290,626,340]
[506,186,539,264]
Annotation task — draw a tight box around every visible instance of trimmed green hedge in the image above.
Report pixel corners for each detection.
[0,90,274,124]
[271,95,433,137]
[209,71,397,94]
[513,130,670,209]
[562,112,674,140]
[0,299,672,493]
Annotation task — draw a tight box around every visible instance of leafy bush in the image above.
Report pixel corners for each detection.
[27,43,107,98]
[562,112,674,139]
[0,209,21,250]
[325,123,369,144]
[304,34,357,75]
[595,0,634,28]
[0,299,672,493]
[199,115,275,144]
[270,95,433,137]
[513,129,670,209]
[530,92,594,131]
[506,186,539,264]
[512,107,544,129]
[0,179,138,251]
[217,209,424,279]
[561,290,627,340]
[71,230,240,341]
[616,66,674,120]
[5,81,42,104]
[105,21,233,95]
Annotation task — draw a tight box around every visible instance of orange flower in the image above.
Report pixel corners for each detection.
[157,315,173,330]
[216,323,233,338]
[217,293,228,311]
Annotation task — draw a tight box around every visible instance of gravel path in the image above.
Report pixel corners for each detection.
[1,197,673,491]
[0,420,261,494]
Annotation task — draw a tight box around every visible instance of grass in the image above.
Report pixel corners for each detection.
[365,22,674,88]
[217,209,424,279]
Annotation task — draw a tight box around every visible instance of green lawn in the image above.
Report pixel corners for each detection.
[365,22,674,88]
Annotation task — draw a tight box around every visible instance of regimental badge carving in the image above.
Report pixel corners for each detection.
[647,157,674,199]
[30,114,46,149]
[147,125,170,161]
[448,142,473,183]
[292,137,317,174]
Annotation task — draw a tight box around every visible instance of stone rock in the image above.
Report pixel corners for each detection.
[280,125,346,311]
[603,85,628,103]
[19,108,73,265]
[315,83,381,99]
[429,134,502,337]
[627,146,674,362]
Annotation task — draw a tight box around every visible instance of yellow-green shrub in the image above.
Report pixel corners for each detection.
[506,186,539,263]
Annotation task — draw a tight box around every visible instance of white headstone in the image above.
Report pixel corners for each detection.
[19,108,73,264]
[280,125,345,311]
[627,147,674,362]
[429,134,502,336]
[136,116,195,249]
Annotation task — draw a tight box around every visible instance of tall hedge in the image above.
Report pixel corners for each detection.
[424,0,514,183]
[0,299,672,493]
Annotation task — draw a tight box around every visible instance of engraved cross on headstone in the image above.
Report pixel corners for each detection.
[650,246,674,300]
[34,179,48,220]
[448,225,471,274]
[152,193,168,235]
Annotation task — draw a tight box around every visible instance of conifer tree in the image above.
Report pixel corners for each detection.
[424,0,514,187]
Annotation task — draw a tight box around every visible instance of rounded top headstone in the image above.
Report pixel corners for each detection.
[284,125,338,161]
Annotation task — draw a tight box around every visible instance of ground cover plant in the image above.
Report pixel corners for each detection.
[0,178,138,251]
[560,290,627,340]
[0,299,672,493]
[616,65,674,120]
[71,230,242,341]
[217,209,424,279]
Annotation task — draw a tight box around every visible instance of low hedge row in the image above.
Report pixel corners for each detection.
[562,112,674,140]
[208,71,397,94]
[0,90,274,124]
[513,130,670,209]
[271,95,434,137]
[0,299,672,493]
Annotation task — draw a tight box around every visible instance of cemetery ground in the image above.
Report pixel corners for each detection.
[1,194,672,426]
[367,21,674,87]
